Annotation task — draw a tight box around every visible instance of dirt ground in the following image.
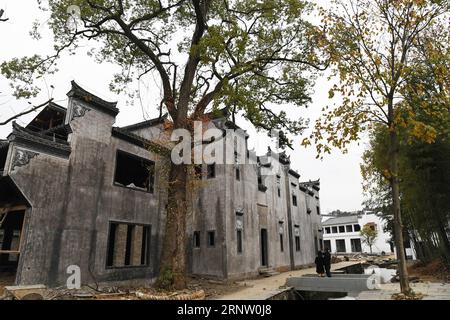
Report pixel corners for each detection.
[1,277,247,300]
[408,259,450,283]
[6,258,446,300]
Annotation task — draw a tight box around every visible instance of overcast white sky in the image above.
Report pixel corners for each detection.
[0,0,366,214]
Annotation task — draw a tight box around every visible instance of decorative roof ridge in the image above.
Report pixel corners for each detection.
[8,122,71,156]
[67,81,119,116]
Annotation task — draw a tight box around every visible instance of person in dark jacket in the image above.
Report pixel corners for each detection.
[324,248,332,277]
[315,251,325,277]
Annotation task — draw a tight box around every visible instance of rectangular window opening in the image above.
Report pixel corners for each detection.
[207,230,215,247]
[292,195,297,207]
[193,231,201,248]
[336,239,346,253]
[106,222,151,268]
[237,230,243,253]
[295,236,300,251]
[114,150,155,192]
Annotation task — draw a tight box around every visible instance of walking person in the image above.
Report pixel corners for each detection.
[324,248,332,277]
[315,250,325,277]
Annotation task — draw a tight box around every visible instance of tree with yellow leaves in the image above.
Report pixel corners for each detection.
[309,0,449,295]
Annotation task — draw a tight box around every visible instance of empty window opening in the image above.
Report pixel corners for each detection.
[339,226,345,233]
[353,224,361,232]
[106,222,150,268]
[235,167,240,181]
[325,227,331,234]
[237,230,243,253]
[277,187,281,197]
[193,231,200,248]
[292,195,297,207]
[0,209,25,269]
[207,231,215,247]
[114,150,155,192]
[207,164,216,179]
[316,206,320,215]
[280,234,284,252]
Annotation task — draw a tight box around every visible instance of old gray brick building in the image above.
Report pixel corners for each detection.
[0,81,323,287]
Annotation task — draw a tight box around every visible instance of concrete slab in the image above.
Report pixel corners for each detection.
[216,261,359,300]
[286,275,380,293]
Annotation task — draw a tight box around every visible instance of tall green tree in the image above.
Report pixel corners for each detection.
[307,0,449,295]
[1,0,326,289]
[361,18,450,266]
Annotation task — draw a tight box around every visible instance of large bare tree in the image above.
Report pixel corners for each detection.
[1,0,327,289]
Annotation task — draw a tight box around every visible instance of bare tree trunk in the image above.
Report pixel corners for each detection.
[389,129,411,294]
[157,162,188,289]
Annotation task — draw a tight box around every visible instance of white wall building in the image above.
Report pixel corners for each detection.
[322,211,416,259]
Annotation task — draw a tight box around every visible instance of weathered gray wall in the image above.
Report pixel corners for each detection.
[3,95,322,286]
[8,97,167,286]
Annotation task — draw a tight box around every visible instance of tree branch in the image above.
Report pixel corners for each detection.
[0,99,53,126]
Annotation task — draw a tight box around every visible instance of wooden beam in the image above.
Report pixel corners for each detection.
[0,205,27,215]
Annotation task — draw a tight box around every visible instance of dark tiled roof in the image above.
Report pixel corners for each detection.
[112,127,169,155]
[322,215,359,226]
[300,179,320,191]
[47,101,67,114]
[120,114,168,131]
[288,169,300,179]
[67,81,119,116]
[8,122,71,156]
